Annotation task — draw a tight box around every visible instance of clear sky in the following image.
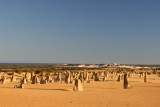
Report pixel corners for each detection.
[0,0,160,64]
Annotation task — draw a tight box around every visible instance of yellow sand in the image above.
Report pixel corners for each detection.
[0,74,160,107]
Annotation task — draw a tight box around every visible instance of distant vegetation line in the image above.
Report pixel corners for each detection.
[0,63,160,67]
[125,64,160,67]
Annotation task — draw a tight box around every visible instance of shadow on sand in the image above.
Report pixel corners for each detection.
[0,87,69,91]
[24,88,69,91]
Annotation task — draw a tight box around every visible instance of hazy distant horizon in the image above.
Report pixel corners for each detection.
[0,0,160,64]
[0,62,160,65]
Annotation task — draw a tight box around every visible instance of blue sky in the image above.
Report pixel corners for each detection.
[0,0,160,64]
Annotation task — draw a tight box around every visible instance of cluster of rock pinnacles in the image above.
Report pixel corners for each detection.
[0,70,153,91]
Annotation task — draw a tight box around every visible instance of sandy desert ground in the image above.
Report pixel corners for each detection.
[0,74,160,107]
